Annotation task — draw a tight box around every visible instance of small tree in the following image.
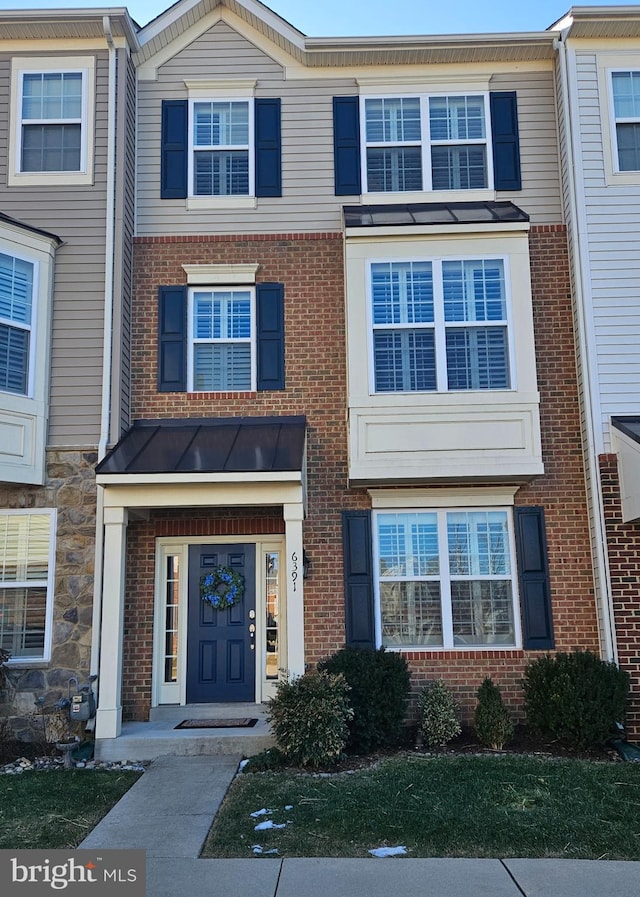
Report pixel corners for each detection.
[267,669,353,768]
[473,678,514,750]
[418,680,461,749]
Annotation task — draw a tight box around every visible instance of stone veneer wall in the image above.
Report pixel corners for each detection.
[124,227,600,726]
[0,449,96,738]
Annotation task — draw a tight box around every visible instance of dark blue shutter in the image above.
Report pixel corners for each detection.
[256,283,285,391]
[255,98,282,197]
[158,286,187,392]
[490,91,522,191]
[333,96,361,196]
[514,506,554,650]
[161,100,188,199]
[343,510,375,649]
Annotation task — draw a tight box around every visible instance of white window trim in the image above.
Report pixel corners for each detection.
[366,254,515,396]
[0,250,38,400]
[187,285,257,393]
[1,508,56,664]
[9,56,95,188]
[360,91,494,199]
[372,502,522,652]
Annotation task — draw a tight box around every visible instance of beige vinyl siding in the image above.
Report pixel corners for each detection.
[489,71,562,222]
[0,51,111,448]
[573,50,640,446]
[111,50,136,442]
[137,23,563,236]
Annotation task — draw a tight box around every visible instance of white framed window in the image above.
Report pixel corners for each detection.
[610,70,640,172]
[0,251,35,397]
[374,507,519,649]
[362,93,492,194]
[0,509,56,662]
[189,99,254,197]
[9,57,95,187]
[370,256,511,393]
[187,287,255,391]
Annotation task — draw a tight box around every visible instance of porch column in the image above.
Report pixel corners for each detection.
[283,502,305,678]
[95,505,128,740]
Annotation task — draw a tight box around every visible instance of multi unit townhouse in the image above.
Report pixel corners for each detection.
[0,8,138,737]
[553,5,640,736]
[1,0,637,756]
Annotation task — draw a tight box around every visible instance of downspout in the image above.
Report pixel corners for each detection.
[554,33,617,662]
[90,15,118,701]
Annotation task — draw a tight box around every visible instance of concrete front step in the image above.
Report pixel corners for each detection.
[95,705,274,762]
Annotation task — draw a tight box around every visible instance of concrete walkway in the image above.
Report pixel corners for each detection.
[80,755,640,897]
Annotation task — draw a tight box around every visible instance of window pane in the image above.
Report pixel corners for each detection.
[447,511,510,576]
[374,329,436,392]
[0,324,29,394]
[22,72,82,120]
[451,580,514,646]
[612,71,640,118]
[193,292,251,339]
[443,260,506,323]
[431,145,487,190]
[367,147,422,192]
[265,552,279,680]
[0,586,47,657]
[21,123,81,172]
[194,150,249,195]
[446,327,509,390]
[429,96,485,141]
[377,513,439,576]
[0,513,51,583]
[371,261,433,325]
[365,97,421,143]
[193,343,251,390]
[193,101,249,147]
[616,123,640,171]
[380,581,443,646]
[0,254,33,324]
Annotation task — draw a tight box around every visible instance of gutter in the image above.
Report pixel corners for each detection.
[90,15,118,704]
[554,33,617,663]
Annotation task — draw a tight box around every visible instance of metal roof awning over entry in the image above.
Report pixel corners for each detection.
[96,416,307,476]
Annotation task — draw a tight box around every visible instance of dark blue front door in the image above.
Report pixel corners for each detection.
[187,544,256,703]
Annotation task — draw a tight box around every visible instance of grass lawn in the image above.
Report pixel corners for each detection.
[0,769,141,849]
[203,754,640,860]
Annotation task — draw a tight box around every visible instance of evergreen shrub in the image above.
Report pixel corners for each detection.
[319,646,411,754]
[473,677,514,750]
[418,680,461,749]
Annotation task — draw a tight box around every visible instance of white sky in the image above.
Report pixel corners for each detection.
[10,0,629,36]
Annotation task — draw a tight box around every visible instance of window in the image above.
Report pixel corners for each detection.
[371,257,510,393]
[190,100,253,197]
[611,71,640,172]
[188,288,254,391]
[20,71,83,173]
[363,94,490,193]
[375,508,517,648]
[10,57,94,187]
[0,510,55,661]
[0,252,34,396]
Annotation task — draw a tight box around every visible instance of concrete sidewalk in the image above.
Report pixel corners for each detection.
[80,755,640,897]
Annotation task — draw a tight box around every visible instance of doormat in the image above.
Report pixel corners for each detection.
[175,718,258,729]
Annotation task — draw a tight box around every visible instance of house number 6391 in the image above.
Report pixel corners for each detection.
[291,551,299,592]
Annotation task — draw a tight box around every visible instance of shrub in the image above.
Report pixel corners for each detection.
[418,680,461,749]
[266,669,353,768]
[319,647,411,754]
[523,650,630,749]
[473,678,514,750]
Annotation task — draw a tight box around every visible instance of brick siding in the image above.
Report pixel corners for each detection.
[122,226,600,726]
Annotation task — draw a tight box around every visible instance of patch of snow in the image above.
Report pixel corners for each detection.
[250,808,273,818]
[284,804,293,810]
[254,820,286,831]
[368,846,408,858]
